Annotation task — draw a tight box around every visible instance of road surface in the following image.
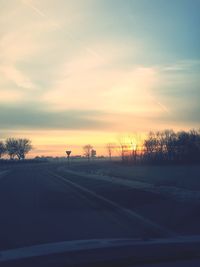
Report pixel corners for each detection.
[0,162,175,251]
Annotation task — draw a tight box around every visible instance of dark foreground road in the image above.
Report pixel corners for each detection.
[0,162,176,251]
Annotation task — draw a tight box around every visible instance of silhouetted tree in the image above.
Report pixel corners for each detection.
[176,130,200,162]
[15,139,32,159]
[83,144,93,161]
[0,141,6,158]
[106,143,115,160]
[144,131,158,161]
[162,130,177,161]
[129,133,142,162]
[117,136,130,162]
[5,138,32,160]
[119,142,127,162]
[5,138,18,159]
[143,129,200,163]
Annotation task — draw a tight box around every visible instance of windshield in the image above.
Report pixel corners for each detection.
[0,0,200,266]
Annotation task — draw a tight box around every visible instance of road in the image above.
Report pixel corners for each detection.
[0,162,175,251]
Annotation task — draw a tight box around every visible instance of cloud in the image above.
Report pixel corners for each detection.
[21,0,46,17]
[0,105,109,130]
[0,65,35,90]
[152,105,200,128]
[0,0,70,94]
[0,90,24,102]
[161,60,200,72]
[42,44,160,113]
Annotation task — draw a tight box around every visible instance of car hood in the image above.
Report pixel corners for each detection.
[1,236,200,266]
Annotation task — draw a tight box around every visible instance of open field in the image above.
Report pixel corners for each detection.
[67,161,200,191]
[59,161,200,234]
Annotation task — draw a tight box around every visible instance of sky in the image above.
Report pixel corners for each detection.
[0,0,200,157]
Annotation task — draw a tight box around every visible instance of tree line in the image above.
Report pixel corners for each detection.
[1,129,199,164]
[0,138,32,160]
[143,129,200,163]
[105,129,200,164]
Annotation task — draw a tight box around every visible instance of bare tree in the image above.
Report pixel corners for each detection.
[117,137,129,162]
[83,144,93,161]
[5,138,32,160]
[117,134,143,162]
[0,141,6,158]
[106,143,115,160]
[16,139,32,159]
[5,138,18,159]
[128,133,143,162]
[143,129,200,163]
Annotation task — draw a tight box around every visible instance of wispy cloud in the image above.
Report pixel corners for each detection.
[0,65,35,90]
[161,60,200,72]
[21,0,46,17]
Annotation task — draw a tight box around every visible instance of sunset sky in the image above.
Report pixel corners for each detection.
[0,0,200,157]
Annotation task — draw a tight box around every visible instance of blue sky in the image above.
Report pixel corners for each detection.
[0,0,199,156]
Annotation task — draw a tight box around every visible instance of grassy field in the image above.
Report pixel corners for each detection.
[68,161,200,190]
[59,160,200,235]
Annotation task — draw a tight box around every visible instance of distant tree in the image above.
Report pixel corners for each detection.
[162,130,176,161]
[5,138,18,159]
[83,144,93,161]
[5,138,32,160]
[106,143,115,160]
[144,131,158,161]
[176,130,200,162]
[128,134,142,162]
[117,136,129,162]
[143,129,200,163]
[0,141,6,158]
[15,139,32,159]
[118,142,126,162]
[117,135,141,162]
[155,131,165,158]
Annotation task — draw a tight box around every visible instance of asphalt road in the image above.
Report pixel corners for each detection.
[0,163,174,251]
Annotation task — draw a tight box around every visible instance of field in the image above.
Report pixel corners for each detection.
[61,160,200,235]
[67,160,200,194]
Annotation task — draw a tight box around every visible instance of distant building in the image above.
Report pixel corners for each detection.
[72,155,82,159]
[91,149,96,158]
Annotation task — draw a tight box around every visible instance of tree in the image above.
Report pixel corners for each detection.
[128,133,142,162]
[162,130,176,161]
[83,144,93,161]
[5,138,32,160]
[143,129,200,163]
[15,139,32,159]
[0,141,6,158]
[117,136,129,162]
[144,131,158,152]
[106,143,115,160]
[5,138,18,159]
